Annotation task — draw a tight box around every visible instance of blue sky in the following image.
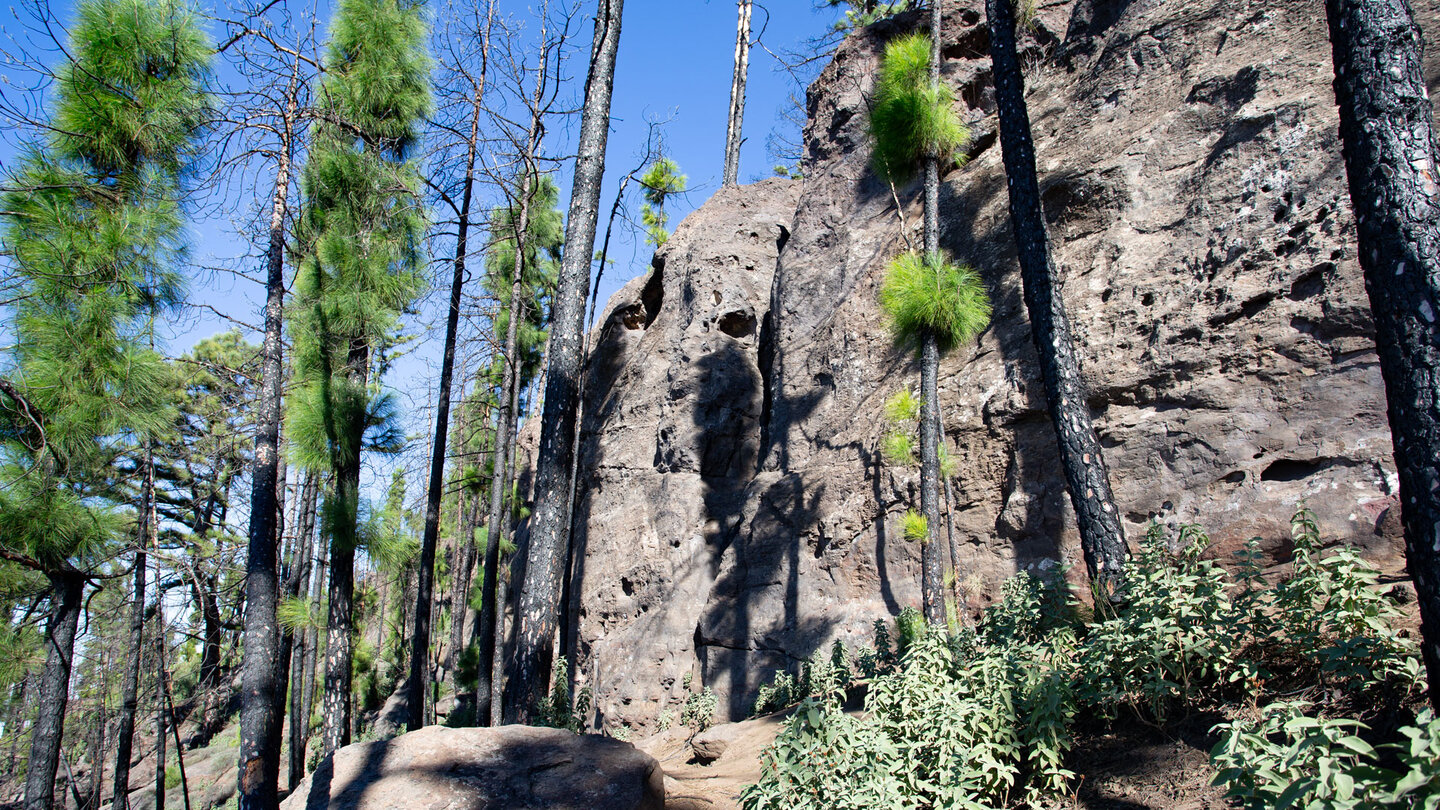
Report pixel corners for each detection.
[0,0,851,503]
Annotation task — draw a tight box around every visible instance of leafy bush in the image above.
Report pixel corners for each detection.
[682,687,717,731]
[742,631,1077,810]
[1077,521,1249,720]
[743,507,1424,808]
[1212,703,1440,809]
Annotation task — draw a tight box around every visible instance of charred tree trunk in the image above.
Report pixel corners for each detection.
[405,67,490,720]
[320,342,369,756]
[1324,0,1440,711]
[23,571,84,810]
[287,474,318,788]
[918,0,946,629]
[111,496,151,810]
[985,0,1128,595]
[722,0,752,187]
[238,78,296,810]
[154,618,168,810]
[507,0,625,723]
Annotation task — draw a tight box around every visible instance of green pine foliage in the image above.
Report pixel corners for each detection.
[484,175,564,391]
[880,251,991,354]
[286,0,430,475]
[0,0,210,559]
[640,157,687,247]
[867,32,968,184]
[900,509,929,543]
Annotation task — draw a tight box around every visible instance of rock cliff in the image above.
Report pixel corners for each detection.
[560,0,1440,732]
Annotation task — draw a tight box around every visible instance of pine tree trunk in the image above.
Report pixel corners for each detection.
[1324,0,1440,711]
[723,0,752,187]
[111,553,149,809]
[985,0,1128,595]
[154,624,168,810]
[238,101,294,810]
[298,528,327,774]
[447,489,478,696]
[287,475,318,789]
[23,571,83,810]
[918,0,946,629]
[507,0,625,724]
[408,56,487,729]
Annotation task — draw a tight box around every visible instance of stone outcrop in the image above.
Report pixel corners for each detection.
[280,725,663,810]
[559,0,1440,732]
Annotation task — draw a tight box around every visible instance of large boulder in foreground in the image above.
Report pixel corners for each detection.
[281,725,664,810]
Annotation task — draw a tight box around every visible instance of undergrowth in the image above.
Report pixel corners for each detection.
[741,507,1432,809]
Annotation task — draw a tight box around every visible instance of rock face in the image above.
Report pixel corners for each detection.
[280,725,663,810]
[563,0,1440,732]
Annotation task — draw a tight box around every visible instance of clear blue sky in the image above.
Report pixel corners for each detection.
[0,0,852,503]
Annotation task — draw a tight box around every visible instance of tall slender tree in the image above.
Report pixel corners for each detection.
[408,0,496,730]
[722,0,753,187]
[985,0,1127,596]
[868,21,979,625]
[287,0,430,758]
[0,2,209,807]
[507,0,625,723]
[1323,0,1440,711]
[237,33,306,810]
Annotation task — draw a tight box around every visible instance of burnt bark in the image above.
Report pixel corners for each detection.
[506,0,625,724]
[985,0,1128,594]
[408,30,489,727]
[238,92,294,810]
[722,0,752,187]
[1324,0,1440,711]
[23,571,84,810]
[286,474,318,788]
[111,513,150,810]
[918,0,945,629]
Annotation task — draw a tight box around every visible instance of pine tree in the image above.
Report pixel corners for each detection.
[985,0,1128,595]
[1323,0,1440,711]
[507,0,625,723]
[867,23,983,626]
[286,0,429,758]
[0,2,209,807]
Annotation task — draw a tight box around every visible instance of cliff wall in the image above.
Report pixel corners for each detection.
[561,0,1440,733]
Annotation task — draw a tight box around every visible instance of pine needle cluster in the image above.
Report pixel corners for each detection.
[880,251,992,353]
[868,33,969,184]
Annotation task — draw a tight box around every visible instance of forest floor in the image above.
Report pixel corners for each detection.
[637,708,1229,810]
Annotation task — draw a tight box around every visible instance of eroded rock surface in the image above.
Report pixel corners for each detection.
[280,725,663,810]
[561,0,1440,733]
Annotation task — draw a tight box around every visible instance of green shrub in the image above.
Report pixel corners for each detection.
[682,687,717,731]
[1076,521,1249,720]
[879,251,991,354]
[1272,507,1418,690]
[742,506,1424,808]
[1212,703,1440,809]
[164,764,181,791]
[535,657,590,733]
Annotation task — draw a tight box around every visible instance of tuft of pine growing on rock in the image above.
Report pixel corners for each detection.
[867,32,968,184]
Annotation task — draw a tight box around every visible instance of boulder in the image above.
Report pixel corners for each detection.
[280,725,663,810]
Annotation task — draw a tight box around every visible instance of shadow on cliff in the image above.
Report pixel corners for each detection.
[696,311,842,719]
[938,143,1069,574]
